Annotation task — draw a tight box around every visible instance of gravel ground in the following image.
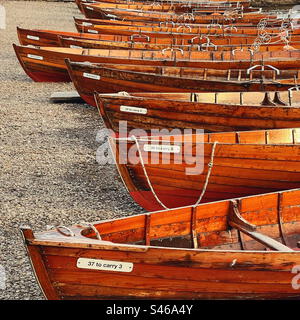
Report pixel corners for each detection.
[0,0,144,300]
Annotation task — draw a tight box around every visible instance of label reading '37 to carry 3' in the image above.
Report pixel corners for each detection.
[77,258,133,273]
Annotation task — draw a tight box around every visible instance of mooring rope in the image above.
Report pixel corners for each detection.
[131,136,218,210]
[79,222,102,240]
[131,135,169,210]
[193,141,218,207]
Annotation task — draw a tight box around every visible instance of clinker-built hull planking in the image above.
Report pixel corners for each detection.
[95,91,300,133]
[21,187,300,300]
[65,61,299,106]
[110,129,300,211]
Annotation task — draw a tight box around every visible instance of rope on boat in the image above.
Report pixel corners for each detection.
[131,136,218,210]
[79,222,102,240]
[193,141,218,207]
[117,91,130,96]
[56,225,75,237]
[131,135,169,210]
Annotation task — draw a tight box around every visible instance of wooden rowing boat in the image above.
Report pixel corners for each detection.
[75,22,299,39]
[18,26,299,49]
[20,186,300,299]
[77,0,251,9]
[75,23,300,48]
[75,0,252,14]
[65,60,299,106]
[86,7,274,25]
[73,15,264,29]
[110,128,300,211]
[75,19,298,35]
[75,22,262,41]
[79,1,258,17]
[75,0,252,17]
[13,43,300,82]
[77,0,251,5]
[79,1,256,13]
[95,90,300,134]
[18,26,261,48]
[59,35,300,52]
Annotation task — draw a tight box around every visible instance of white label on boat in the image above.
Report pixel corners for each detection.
[86,6,94,10]
[143,144,181,153]
[120,105,147,114]
[70,45,83,49]
[26,35,40,41]
[82,22,93,27]
[88,29,98,34]
[77,258,133,272]
[83,72,101,80]
[27,54,43,60]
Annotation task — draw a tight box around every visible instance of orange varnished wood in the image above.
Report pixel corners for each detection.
[76,0,251,5]
[78,22,300,38]
[95,91,300,133]
[83,6,273,25]
[20,228,59,300]
[109,128,300,210]
[79,0,257,16]
[62,33,300,53]
[21,188,300,300]
[14,43,300,83]
[17,26,300,50]
[64,61,298,106]
[73,16,262,30]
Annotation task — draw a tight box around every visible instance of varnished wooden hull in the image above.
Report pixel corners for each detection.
[76,0,251,5]
[77,22,300,38]
[81,2,248,13]
[111,129,300,211]
[14,43,300,83]
[83,7,270,25]
[20,187,300,300]
[17,27,105,47]
[73,16,261,29]
[95,91,300,133]
[60,36,300,52]
[75,0,252,16]
[77,23,300,44]
[80,1,259,17]
[17,27,299,49]
[17,27,174,48]
[65,61,298,106]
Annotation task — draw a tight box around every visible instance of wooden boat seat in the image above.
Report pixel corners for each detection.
[229,200,294,252]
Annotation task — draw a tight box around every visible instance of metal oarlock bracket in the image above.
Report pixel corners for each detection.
[130,34,150,42]
[176,24,191,32]
[246,65,280,76]
[232,48,254,57]
[161,47,184,55]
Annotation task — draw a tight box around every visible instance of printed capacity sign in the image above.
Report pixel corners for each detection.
[77,258,133,273]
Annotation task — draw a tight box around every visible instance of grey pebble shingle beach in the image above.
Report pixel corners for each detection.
[0,0,144,300]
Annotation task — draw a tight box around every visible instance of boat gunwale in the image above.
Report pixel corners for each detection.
[23,187,300,254]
